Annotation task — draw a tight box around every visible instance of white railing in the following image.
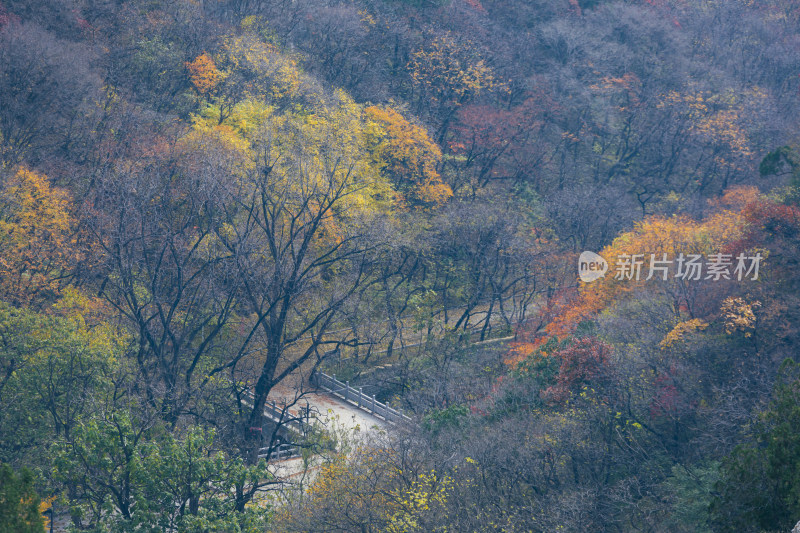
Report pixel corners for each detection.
[258,442,298,461]
[312,372,412,425]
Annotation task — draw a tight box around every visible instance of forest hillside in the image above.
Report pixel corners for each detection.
[1,0,800,531]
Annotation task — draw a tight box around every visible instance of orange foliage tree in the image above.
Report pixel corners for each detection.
[185,52,224,95]
[365,105,452,208]
[509,186,761,365]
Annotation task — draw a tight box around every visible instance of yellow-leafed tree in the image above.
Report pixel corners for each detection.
[0,168,78,307]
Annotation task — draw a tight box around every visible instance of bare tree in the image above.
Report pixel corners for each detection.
[210,109,389,456]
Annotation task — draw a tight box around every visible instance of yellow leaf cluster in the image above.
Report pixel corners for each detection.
[408,34,499,105]
[658,88,767,162]
[385,470,453,533]
[720,296,760,337]
[219,34,302,101]
[0,168,77,306]
[39,495,55,530]
[659,318,709,349]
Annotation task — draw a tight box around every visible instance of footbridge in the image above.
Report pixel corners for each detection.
[246,372,410,462]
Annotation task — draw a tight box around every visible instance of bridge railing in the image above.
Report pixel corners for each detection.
[258,442,299,461]
[312,372,412,425]
[262,397,313,433]
[239,386,314,434]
